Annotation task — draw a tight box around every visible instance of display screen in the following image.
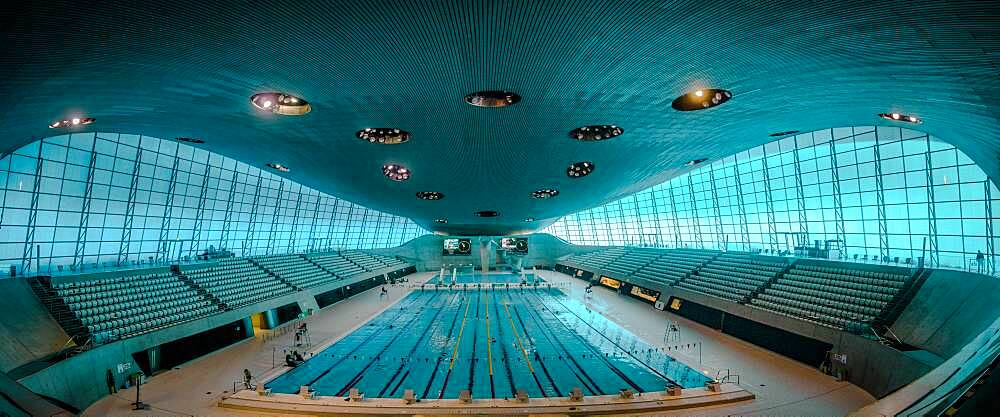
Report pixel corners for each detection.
[629,286,660,302]
[500,237,528,253]
[442,238,472,256]
[599,276,621,289]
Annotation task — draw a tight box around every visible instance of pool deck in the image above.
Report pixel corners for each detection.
[219,384,753,416]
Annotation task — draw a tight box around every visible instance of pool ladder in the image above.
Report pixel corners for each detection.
[715,368,741,385]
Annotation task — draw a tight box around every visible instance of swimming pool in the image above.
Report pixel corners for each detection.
[266,287,710,399]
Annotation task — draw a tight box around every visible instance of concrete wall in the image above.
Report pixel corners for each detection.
[374,233,588,271]
[0,279,71,373]
[890,269,1000,358]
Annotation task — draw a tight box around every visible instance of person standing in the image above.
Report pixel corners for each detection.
[977,250,985,273]
[105,369,117,394]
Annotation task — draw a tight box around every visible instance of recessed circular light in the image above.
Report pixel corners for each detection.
[416,191,444,200]
[531,188,560,199]
[464,91,521,108]
[671,88,732,111]
[566,161,595,178]
[475,210,500,218]
[49,117,95,129]
[176,137,205,144]
[879,112,921,124]
[357,128,411,145]
[266,163,290,172]
[524,217,535,222]
[435,218,448,224]
[768,130,799,137]
[251,92,311,115]
[569,125,624,142]
[382,164,411,181]
[685,158,708,167]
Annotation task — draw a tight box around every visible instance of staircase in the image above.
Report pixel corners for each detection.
[27,278,92,345]
[740,260,795,305]
[299,254,344,280]
[872,267,932,328]
[173,270,228,311]
[245,258,302,291]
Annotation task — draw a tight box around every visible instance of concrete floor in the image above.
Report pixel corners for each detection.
[84,270,875,416]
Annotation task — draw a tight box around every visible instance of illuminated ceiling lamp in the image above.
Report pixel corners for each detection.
[671,88,732,111]
[251,92,311,115]
[49,117,95,128]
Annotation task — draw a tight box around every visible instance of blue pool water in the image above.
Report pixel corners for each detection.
[267,287,710,399]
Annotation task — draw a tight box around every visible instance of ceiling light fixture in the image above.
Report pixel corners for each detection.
[671,88,732,111]
[569,125,624,141]
[382,164,411,181]
[475,210,500,218]
[176,137,205,144]
[566,161,595,178]
[415,191,444,200]
[435,218,448,224]
[531,188,560,199]
[686,158,708,167]
[266,163,290,172]
[357,128,411,145]
[524,217,535,222]
[49,117,95,128]
[879,112,921,124]
[768,130,800,137]
[251,92,311,115]
[464,91,521,108]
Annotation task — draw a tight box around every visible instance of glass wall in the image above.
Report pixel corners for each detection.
[544,126,998,274]
[0,132,428,275]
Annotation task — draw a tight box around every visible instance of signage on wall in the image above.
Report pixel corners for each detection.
[832,353,848,364]
[117,362,131,374]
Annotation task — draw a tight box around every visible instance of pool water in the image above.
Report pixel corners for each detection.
[266,287,710,399]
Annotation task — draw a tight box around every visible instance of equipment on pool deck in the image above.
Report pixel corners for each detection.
[619,388,634,399]
[707,380,722,392]
[667,386,683,396]
[256,384,272,396]
[349,388,364,401]
[459,390,472,403]
[403,389,416,404]
[299,385,315,399]
[570,387,584,401]
[516,389,529,402]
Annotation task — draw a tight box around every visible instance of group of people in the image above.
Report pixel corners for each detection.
[285,350,306,367]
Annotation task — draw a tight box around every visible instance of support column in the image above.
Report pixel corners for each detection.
[986,179,995,275]
[829,134,846,257]
[20,142,44,275]
[117,140,143,267]
[648,187,665,248]
[687,175,704,249]
[286,191,303,253]
[708,166,725,250]
[157,151,180,263]
[218,171,240,250]
[925,137,939,267]
[792,138,809,241]
[667,184,682,248]
[873,129,889,261]
[733,163,751,251]
[761,147,779,253]
[266,180,284,255]
[244,176,263,254]
[307,195,322,252]
[189,166,212,259]
[73,136,99,270]
[324,198,340,250]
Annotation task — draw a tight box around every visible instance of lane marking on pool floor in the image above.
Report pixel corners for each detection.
[448,295,473,370]
[503,302,536,374]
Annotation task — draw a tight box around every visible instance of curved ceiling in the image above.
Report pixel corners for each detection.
[2,0,998,235]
